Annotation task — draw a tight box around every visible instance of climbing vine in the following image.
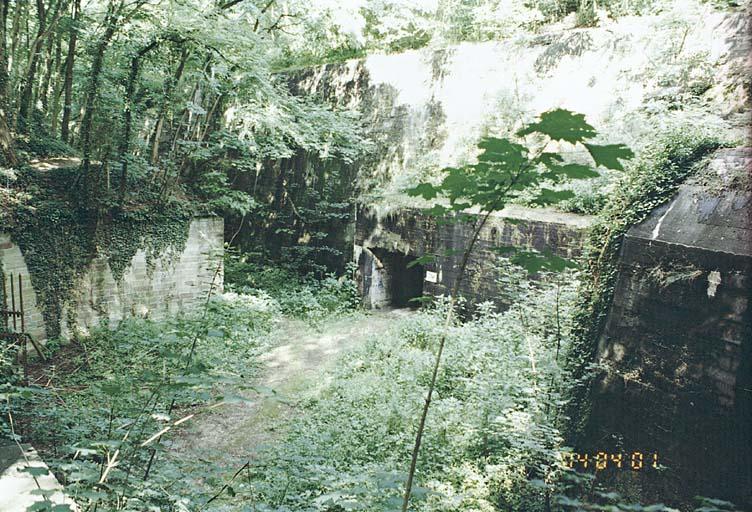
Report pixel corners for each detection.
[99,205,192,281]
[562,130,726,442]
[6,165,193,339]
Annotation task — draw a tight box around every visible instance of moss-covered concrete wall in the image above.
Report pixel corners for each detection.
[286,7,749,206]
[584,148,752,508]
[0,217,223,341]
[355,206,593,309]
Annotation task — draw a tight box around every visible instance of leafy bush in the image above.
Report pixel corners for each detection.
[206,272,580,511]
[224,252,360,321]
[5,291,277,511]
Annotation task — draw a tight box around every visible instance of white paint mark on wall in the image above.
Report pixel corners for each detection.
[651,200,677,240]
[425,270,438,283]
[707,271,721,297]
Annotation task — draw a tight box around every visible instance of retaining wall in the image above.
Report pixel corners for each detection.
[0,217,224,341]
[355,206,593,309]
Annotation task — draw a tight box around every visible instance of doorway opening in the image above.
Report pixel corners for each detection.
[370,248,424,308]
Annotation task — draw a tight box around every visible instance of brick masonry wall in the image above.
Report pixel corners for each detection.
[355,206,593,309]
[0,217,224,341]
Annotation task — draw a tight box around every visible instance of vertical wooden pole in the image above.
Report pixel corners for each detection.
[10,272,16,331]
[19,274,25,332]
[1,274,7,329]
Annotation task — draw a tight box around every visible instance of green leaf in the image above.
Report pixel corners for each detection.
[584,143,634,170]
[425,204,449,217]
[517,109,596,144]
[542,163,599,181]
[529,188,575,206]
[536,152,564,166]
[19,466,50,477]
[97,381,122,396]
[406,182,438,200]
[441,167,474,198]
[476,137,527,168]
[407,254,436,268]
[29,489,57,497]
[511,249,578,274]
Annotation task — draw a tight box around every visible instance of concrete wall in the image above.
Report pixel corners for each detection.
[355,206,593,309]
[288,8,749,206]
[0,217,224,341]
[585,149,752,508]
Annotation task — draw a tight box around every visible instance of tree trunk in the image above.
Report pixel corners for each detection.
[80,0,122,198]
[59,0,77,143]
[0,0,17,165]
[149,46,188,164]
[10,0,25,78]
[18,0,66,132]
[38,26,57,112]
[17,0,47,131]
[119,38,159,205]
[48,33,62,133]
[1,0,10,106]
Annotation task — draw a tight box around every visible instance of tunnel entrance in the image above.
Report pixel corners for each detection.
[362,248,425,308]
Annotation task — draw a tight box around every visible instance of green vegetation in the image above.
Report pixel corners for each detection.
[562,130,726,442]
[5,290,279,510]
[222,274,580,511]
[224,253,360,321]
[0,0,747,511]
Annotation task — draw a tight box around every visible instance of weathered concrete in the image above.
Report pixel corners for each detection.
[0,217,224,341]
[287,8,750,204]
[355,206,593,309]
[586,148,752,508]
[0,442,78,511]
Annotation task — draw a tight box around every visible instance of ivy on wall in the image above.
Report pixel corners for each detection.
[5,166,193,339]
[562,131,726,442]
[100,206,192,282]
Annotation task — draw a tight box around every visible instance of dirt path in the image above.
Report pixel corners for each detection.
[170,309,412,467]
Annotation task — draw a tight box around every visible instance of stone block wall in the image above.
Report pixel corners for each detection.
[0,217,224,341]
[355,206,593,309]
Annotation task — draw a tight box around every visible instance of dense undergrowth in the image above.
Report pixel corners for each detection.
[1,255,363,511]
[199,270,739,512]
[224,253,360,322]
[208,273,579,511]
[3,292,276,510]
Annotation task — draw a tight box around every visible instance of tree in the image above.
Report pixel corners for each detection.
[59,0,79,143]
[17,0,68,132]
[400,109,633,511]
[0,0,16,165]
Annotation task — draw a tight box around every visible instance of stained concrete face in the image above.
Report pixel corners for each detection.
[0,443,78,511]
[287,8,749,206]
[586,149,752,508]
[0,217,224,342]
[355,205,593,310]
